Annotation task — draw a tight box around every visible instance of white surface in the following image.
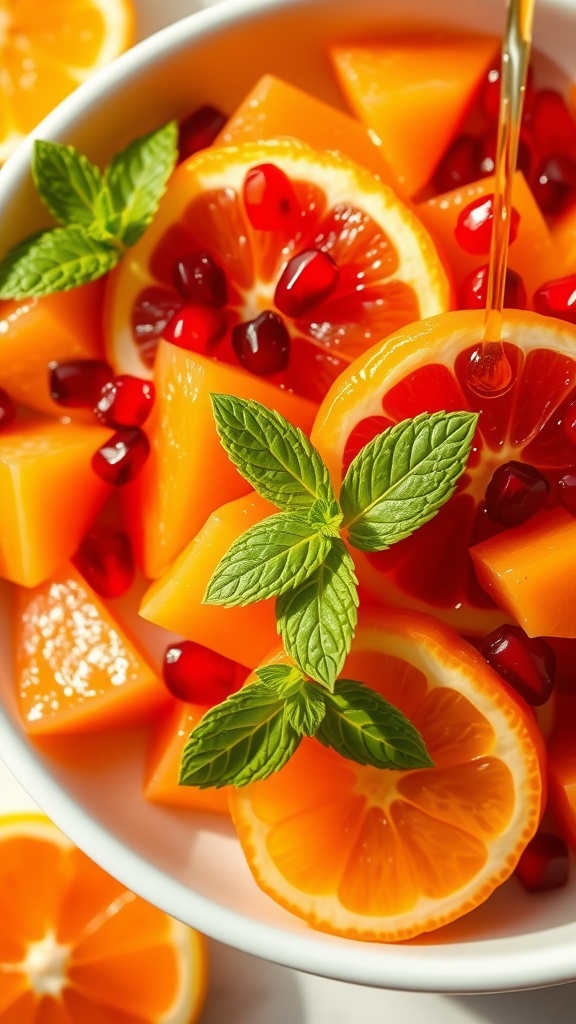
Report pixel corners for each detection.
[1,0,576,1001]
[2,758,576,1024]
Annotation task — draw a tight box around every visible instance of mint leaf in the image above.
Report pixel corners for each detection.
[285,682,326,736]
[0,226,120,299]
[211,394,335,510]
[179,682,300,788]
[32,140,107,230]
[316,679,433,769]
[276,539,358,690]
[255,664,306,696]
[204,512,333,606]
[105,121,178,247]
[340,410,478,552]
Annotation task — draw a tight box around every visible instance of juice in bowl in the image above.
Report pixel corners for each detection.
[1,0,576,995]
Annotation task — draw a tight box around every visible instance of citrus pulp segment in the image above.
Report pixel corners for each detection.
[310,309,576,634]
[0,813,207,1023]
[104,138,451,399]
[229,609,544,942]
[0,0,135,163]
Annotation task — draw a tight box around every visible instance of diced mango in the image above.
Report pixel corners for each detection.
[144,699,231,814]
[471,508,576,638]
[14,563,170,734]
[125,339,317,579]
[330,34,499,197]
[417,172,565,305]
[0,280,106,416]
[140,491,279,669]
[216,73,397,184]
[0,417,111,586]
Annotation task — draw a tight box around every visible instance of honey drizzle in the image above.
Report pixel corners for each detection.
[466,0,535,398]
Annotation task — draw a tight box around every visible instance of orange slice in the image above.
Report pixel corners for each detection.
[229,608,545,942]
[310,309,576,635]
[329,34,499,197]
[103,138,450,401]
[0,812,207,1023]
[14,563,170,734]
[0,0,135,163]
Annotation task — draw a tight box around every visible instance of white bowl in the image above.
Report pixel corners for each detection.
[1,0,576,994]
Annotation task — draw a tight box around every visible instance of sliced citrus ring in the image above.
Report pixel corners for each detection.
[104,138,451,401]
[310,308,576,635]
[0,813,207,1023]
[229,608,545,942]
[0,0,135,163]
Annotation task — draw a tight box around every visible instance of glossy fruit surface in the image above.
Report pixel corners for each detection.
[0,813,207,1023]
[311,309,576,634]
[104,138,450,401]
[230,609,544,941]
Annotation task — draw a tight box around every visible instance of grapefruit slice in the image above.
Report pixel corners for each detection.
[329,34,499,197]
[0,813,207,1023]
[229,608,545,942]
[311,308,576,635]
[103,138,450,401]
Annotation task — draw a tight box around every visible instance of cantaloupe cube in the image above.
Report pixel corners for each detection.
[0,280,106,416]
[330,34,499,196]
[144,699,231,815]
[471,508,576,638]
[139,491,279,669]
[15,563,170,734]
[0,417,111,586]
[215,73,397,184]
[125,339,317,579]
[417,172,565,306]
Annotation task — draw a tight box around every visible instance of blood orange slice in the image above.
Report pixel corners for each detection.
[311,308,576,635]
[104,138,450,401]
[229,608,545,942]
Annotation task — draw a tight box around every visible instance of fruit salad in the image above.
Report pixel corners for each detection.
[1,23,576,946]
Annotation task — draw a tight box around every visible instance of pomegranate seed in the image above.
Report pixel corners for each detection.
[178,104,227,161]
[243,163,301,231]
[480,624,556,706]
[92,427,150,486]
[458,265,526,310]
[95,375,155,428]
[454,195,520,255]
[532,153,576,215]
[73,526,135,598]
[274,249,339,318]
[515,833,570,893]
[172,251,227,307]
[480,64,535,123]
[557,469,576,514]
[0,387,16,430]
[432,134,482,192]
[232,310,290,375]
[485,460,549,527]
[131,288,184,368]
[163,304,226,354]
[526,88,576,157]
[49,359,113,409]
[163,641,241,704]
[479,127,533,179]
[533,273,576,324]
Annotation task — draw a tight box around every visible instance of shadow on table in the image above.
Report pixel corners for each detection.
[455,982,576,1024]
[202,940,305,1024]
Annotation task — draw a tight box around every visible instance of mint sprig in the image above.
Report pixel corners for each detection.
[179,395,478,790]
[0,122,178,299]
[179,665,430,788]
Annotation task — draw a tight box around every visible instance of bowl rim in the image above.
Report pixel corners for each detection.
[1,0,576,993]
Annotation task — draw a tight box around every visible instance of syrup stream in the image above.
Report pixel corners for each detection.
[467,0,535,398]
